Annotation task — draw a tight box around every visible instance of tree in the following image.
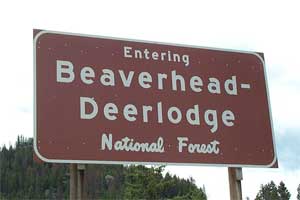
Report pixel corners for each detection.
[255,181,291,200]
[255,181,279,200]
[297,184,300,200]
[277,181,290,200]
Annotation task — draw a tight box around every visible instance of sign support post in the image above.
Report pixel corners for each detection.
[69,164,86,200]
[228,167,243,200]
[69,163,78,200]
[77,164,86,200]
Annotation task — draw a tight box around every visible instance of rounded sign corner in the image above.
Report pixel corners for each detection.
[251,52,265,67]
[266,154,278,168]
[33,30,52,46]
[33,141,54,163]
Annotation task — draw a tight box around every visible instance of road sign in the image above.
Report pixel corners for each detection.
[34,30,277,167]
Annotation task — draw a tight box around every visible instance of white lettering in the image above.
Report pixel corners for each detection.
[80,66,95,84]
[123,104,137,122]
[157,73,167,90]
[101,133,112,150]
[186,105,200,125]
[208,78,221,94]
[177,137,188,152]
[124,46,132,58]
[104,103,118,120]
[138,72,152,88]
[222,110,235,127]
[204,109,218,133]
[157,102,163,123]
[119,70,134,87]
[142,105,153,122]
[80,97,98,119]
[168,106,182,124]
[56,60,75,83]
[171,70,186,91]
[177,137,220,154]
[190,76,203,92]
[101,133,164,153]
[225,76,237,95]
[100,69,115,86]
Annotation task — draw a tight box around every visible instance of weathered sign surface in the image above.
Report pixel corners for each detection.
[34,30,277,167]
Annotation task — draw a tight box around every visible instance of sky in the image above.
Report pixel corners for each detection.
[1,0,300,199]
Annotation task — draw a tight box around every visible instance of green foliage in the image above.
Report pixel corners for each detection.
[255,181,291,200]
[0,136,207,199]
[278,181,290,200]
[0,136,68,199]
[123,165,206,200]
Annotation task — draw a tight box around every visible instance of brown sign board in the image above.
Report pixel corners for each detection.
[33,30,277,167]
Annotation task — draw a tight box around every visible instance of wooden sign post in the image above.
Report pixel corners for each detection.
[77,164,86,200]
[228,167,243,200]
[69,164,86,200]
[69,164,78,200]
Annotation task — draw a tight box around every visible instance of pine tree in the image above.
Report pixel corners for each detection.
[255,181,279,200]
[277,181,290,200]
[255,181,291,200]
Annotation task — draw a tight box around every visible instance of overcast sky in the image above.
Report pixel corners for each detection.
[1,1,300,199]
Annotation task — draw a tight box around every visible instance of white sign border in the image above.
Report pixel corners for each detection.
[33,29,277,168]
